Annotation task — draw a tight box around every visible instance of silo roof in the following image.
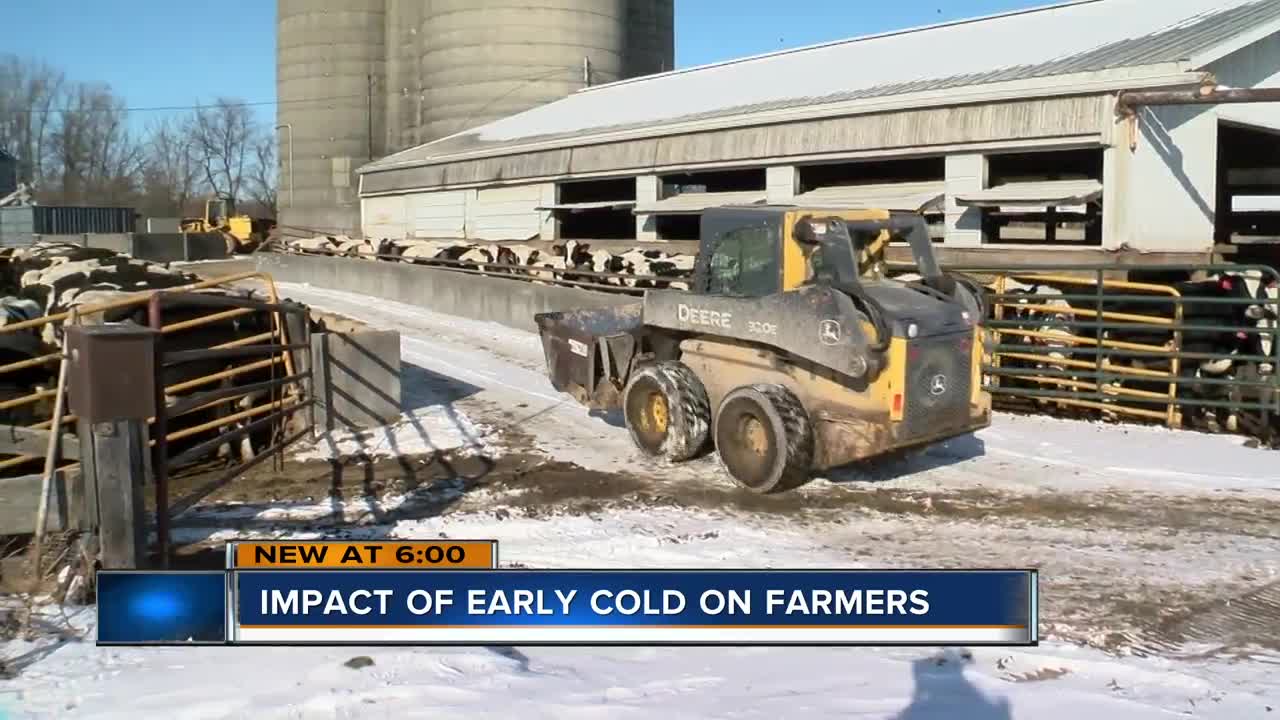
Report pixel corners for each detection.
[361,0,1280,175]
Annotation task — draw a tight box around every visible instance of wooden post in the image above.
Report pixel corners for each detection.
[81,420,148,569]
[66,325,159,570]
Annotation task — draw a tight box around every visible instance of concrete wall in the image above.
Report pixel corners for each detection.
[311,329,402,434]
[256,252,634,332]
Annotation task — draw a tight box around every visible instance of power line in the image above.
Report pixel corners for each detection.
[6,93,371,115]
[5,62,623,116]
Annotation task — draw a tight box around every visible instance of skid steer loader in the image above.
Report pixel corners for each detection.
[535,207,991,493]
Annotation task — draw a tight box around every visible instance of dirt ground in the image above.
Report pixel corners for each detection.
[158,426,1280,660]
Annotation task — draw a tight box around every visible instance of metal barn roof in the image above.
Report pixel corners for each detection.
[363,0,1280,175]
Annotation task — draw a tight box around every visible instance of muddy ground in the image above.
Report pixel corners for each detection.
[159,424,1280,661]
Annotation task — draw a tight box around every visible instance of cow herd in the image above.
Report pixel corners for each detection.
[978,270,1279,440]
[278,235,696,291]
[0,242,292,473]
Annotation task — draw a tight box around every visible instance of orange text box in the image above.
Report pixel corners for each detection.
[230,540,496,569]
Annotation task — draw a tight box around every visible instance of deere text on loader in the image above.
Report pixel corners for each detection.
[535,206,992,493]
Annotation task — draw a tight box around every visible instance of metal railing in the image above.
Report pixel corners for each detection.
[272,247,1280,441]
[0,271,311,480]
[273,245,694,296]
[890,263,1280,438]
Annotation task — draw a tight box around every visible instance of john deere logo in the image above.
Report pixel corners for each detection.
[819,319,841,345]
[929,374,949,396]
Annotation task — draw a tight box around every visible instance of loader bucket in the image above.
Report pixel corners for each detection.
[534,303,644,403]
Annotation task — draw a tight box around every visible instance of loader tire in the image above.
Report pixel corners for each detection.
[714,384,813,494]
[622,361,711,462]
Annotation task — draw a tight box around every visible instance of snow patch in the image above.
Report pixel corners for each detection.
[290,405,491,462]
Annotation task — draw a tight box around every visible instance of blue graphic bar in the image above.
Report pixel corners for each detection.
[96,571,228,645]
[231,569,1037,646]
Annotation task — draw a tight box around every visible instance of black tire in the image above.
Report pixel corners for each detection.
[622,361,711,462]
[714,384,813,494]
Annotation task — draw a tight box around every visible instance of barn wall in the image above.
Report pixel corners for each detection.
[362,195,408,240]
[1110,105,1219,253]
[360,95,1109,194]
[365,182,553,241]
[1213,33,1280,132]
[1104,34,1280,253]
[408,189,467,238]
[467,184,548,241]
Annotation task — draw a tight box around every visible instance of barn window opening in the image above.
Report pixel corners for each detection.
[796,156,946,242]
[965,148,1104,245]
[644,168,768,241]
[550,177,637,240]
[1216,122,1280,261]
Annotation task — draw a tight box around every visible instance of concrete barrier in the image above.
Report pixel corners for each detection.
[182,232,230,261]
[312,330,402,434]
[129,233,186,263]
[255,252,635,333]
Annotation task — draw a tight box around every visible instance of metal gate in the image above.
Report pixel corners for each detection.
[891,263,1280,439]
[0,272,316,558]
[146,287,314,561]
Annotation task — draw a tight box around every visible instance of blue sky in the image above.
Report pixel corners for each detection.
[5,0,1046,128]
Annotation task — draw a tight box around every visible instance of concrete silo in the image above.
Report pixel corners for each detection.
[277,0,386,235]
[277,1,673,235]
[415,0,674,145]
[384,0,424,153]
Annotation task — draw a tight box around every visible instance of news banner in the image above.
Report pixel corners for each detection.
[95,540,1038,646]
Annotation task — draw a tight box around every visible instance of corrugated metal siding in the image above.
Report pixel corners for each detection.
[362,95,1108,193]
[362,195,408,239]
[408,190,467,238]
[954,179,1104,206]
[468,185,544,241]
[634,191,767,214]
[0,206,135,243]
[795,182,947,212]
[363,0,1280,173]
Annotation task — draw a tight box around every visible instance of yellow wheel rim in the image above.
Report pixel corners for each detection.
[647,392,669,434]
[742,416,767,456]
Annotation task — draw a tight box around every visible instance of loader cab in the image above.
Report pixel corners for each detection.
[692,205,948,297]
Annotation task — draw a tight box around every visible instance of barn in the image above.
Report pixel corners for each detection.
[354,0,1280,267]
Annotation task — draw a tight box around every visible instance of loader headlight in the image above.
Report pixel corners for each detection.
[907,323,919,339]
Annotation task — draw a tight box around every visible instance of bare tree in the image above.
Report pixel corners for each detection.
[244,134,277,217]
[140,115,200,217]
[0,54,65,190]
[190,98,255,206]
[47,82,141,205]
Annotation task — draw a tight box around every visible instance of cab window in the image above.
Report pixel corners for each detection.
[706,223,780,296]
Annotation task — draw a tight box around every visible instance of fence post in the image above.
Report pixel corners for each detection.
[66,324,159,570]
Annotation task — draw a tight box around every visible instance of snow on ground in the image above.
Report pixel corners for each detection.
[289,404,492,462]
[4,282,1280,718]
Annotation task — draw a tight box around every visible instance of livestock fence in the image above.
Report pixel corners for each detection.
[269,244,1280,443]
[888,262,1280,441]
[0,270,314,568]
